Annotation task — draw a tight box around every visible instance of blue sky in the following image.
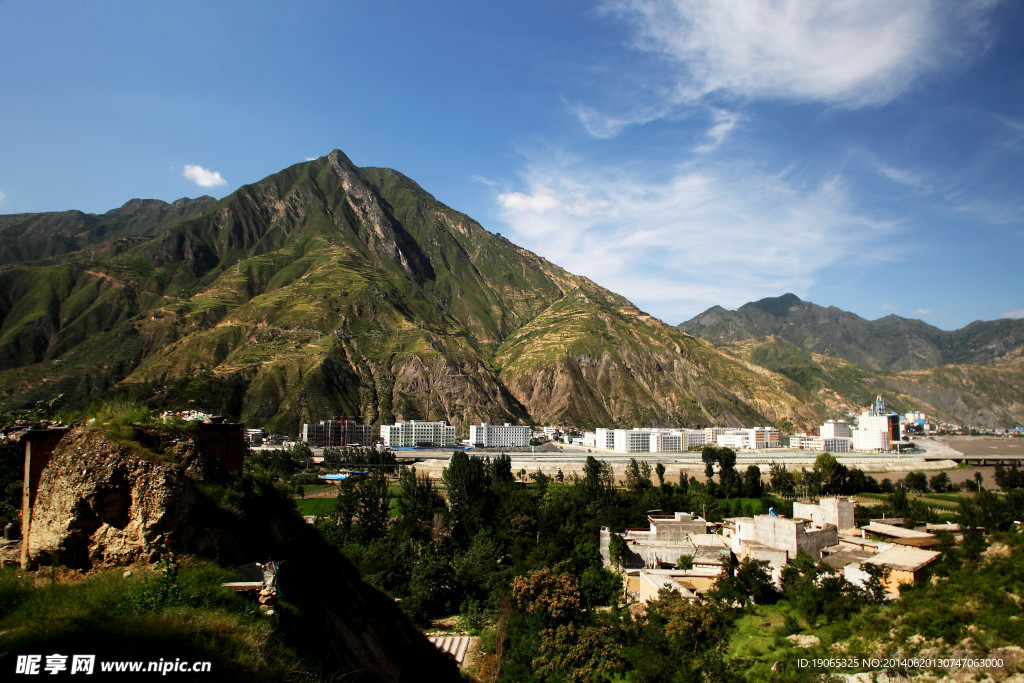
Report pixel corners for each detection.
[1,1,1021,330]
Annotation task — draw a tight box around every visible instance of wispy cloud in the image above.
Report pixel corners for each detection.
[497,157,898,322]
[916,308,932,315]
[183,164,228,188]
[882,304,896,311]
[695,108,742,153]
[581,0,996,136]
[1005,310,1024,319]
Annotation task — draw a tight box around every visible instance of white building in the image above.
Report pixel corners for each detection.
[791,434,853,453]
[614,429,654,453]
[714,427,780,450]
[852,411,899,452]
[595,428,616,450]
[469,423,531,448]
[821,420,852,439]
[649,431,682,453]
[679,429,707,451]
[380,420,457,448]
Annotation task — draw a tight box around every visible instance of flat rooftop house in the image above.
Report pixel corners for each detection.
[837,534,892,554]
[623,567,722,604]
[843,545,942,597]
[724,514,839,561]
[600,512,714,570]
[860,522,939,548]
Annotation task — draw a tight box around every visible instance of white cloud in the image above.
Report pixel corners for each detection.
[1005,310,1024,319]
[604,0,992,107]
[497,157,898,323]
[578,0,997,136]
[183,164,228,188]
[882,304,896,311]
[915,308,932,315]
[695,108,743,153]
[305,157,317,161]
[876,163,931,191]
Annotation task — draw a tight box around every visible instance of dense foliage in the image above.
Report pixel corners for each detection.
[302,450,1024,681]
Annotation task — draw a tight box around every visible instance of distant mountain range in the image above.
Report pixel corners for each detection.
[0,151,822,433]
[679,294,1024,428]
[3,154,1020,432]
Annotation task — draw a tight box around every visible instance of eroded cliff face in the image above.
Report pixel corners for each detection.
[26,426,225,569]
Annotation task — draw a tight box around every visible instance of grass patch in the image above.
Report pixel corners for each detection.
[0,559,309,678]
[294,498,336,517]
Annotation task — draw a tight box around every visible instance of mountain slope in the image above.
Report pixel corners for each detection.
[0,196,216,266]
[0,151,819,432]
[680,293,1024,372]
[683,296,1024,427]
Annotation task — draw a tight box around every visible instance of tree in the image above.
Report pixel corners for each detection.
[813,452,848,495]
[701,447,717,480]
[995,464,1024,490]
[676,554,693,571]
[533,623,626,683]
[647,589,725,655]
[769,461,795,496]
[398,466,444,525]
[709,557,776,607]
[510,563,581,621]
[443,452,487,515]
[929,472,951,493]
[607,533,631,568]
[742,465,763,498]
[904,471,928,492]
[579,456,612,504]
[354,471,393,544]
[655,462,666,487]
[624,458,652,495]
[490,453,514,487]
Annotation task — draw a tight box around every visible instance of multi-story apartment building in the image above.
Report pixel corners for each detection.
[300,419,374,448]
[714,427,780,450]
[614,428,654,453]
[595,428,616,450]
[469,423,531,448]
[380,420,457,448]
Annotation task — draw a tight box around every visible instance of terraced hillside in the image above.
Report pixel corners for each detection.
[0,151,819,433]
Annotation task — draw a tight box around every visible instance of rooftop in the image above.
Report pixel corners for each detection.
[865,546,941,573]
[860,522,936,540]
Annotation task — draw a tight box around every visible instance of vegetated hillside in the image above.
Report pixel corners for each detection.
[681,294,1024,427]
[680,293,1024,372]
[718,336,1024,427]
[1,424,460,681]
[0,151,821,432]
[0,196,217,266]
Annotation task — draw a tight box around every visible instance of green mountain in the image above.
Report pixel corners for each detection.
[680,295,1024,427]
[0,151,821,433]
[679,293,1024,371]
[0,196,216,265]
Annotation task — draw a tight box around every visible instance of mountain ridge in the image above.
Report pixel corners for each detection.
[0,151,821,432]
[679,293,1024,372]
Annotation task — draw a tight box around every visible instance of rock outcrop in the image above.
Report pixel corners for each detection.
[26,426,221,568]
